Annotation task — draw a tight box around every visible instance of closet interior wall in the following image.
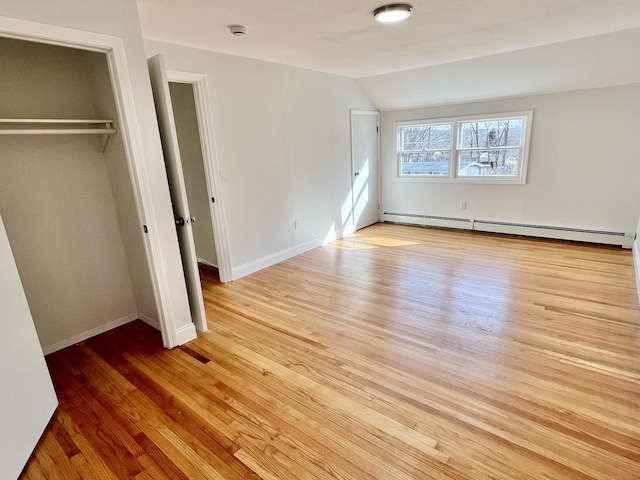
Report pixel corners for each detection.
[0,37,157,353]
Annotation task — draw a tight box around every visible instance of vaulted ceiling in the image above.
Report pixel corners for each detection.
[136,0,640,109]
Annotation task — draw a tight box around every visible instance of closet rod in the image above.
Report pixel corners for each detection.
[0,119,115,134]
[0,119,116,152]
[0,128,116,135]
[0,119,114,124]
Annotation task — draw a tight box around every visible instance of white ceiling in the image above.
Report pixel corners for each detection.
[136,0,640,79]
[360,27,640,110]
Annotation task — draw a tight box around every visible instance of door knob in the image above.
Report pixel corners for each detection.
[175,217,185,227]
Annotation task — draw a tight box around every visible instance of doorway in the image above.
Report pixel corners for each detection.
[165,70,232,284]
[0,23,187,477]
[148,57,232,333]
[0,36,149,354]
[169,82,219,276]
[1,17,201,351]
[351,110,381,230]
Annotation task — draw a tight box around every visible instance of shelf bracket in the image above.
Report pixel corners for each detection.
[99,122,113,153]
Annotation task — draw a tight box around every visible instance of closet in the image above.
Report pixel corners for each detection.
[0,37,156,354]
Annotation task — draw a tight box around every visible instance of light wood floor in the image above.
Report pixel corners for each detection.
[20,224,640,479]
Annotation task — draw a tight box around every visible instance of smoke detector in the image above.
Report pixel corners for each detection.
[229,25,247,36]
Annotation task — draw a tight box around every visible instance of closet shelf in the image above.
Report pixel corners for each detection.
[0,119,116,152]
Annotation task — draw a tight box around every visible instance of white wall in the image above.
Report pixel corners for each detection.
[169,82,218,267]
[0,39,137,351]
[380,84,640,236]
[0,0,194,344]
[145,40,376,274]
[88,51,158,326]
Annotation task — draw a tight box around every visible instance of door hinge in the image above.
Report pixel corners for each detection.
[143,225,148,233]
[211,197,215,204]
[376,126,379,132]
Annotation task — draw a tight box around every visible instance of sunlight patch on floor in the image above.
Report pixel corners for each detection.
[329,234,419,250]
[329,239,378,250]
[354,236,418,247]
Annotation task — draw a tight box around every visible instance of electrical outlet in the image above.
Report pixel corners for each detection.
[294,219,300,230]
[459,201,467,210]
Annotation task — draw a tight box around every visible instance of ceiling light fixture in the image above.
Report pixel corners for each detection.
[373,3,413,23]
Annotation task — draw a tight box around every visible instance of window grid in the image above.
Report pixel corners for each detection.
[396,111,532,184]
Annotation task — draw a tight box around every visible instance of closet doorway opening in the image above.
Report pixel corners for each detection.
[0,36,159,355]
[148,56,232,334]
[0,16,198,352]
[169,82,222,272]
[166,71,231,286]
[0,24,192,476]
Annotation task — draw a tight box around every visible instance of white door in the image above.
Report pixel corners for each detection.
[148,55,207,332]
[351,110,380,230]
[0,213,58,479]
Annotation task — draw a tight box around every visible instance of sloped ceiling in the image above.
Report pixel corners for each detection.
[136,0,640,109]
[359,27,640,110]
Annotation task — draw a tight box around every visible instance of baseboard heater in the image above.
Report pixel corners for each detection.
[381,212,634,248]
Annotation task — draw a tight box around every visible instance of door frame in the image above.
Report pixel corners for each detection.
[0,15,188,348]
[166,70,233,283]
[350,109,381,231]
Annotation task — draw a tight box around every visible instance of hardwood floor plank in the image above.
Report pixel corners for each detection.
[189,338,450,479]
[69,434,122,480]
[216,382,376,480]
[18,224,640,479]
[48,357,145,476]
[35,432,82,480]
[133,433,190,480]
[192,336,471,479]
[201,326,447,461]
[138,417,228,480]
[234,445,298,480]
[234,432,318,480]
[20,456,47,480]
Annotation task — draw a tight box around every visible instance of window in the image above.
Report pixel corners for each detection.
[397,111,532,184]
[399,123,452,176]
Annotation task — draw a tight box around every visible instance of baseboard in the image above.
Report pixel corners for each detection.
[42,313,139,355]
[634,240,640,308]
[381,213,634,248]
[197,258,218,269]
[138,313,160,331]
[139,313,195,347]
[232,228,346,280]
[175,323,197,346]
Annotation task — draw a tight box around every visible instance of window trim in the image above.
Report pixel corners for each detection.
[395,110,533,185]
